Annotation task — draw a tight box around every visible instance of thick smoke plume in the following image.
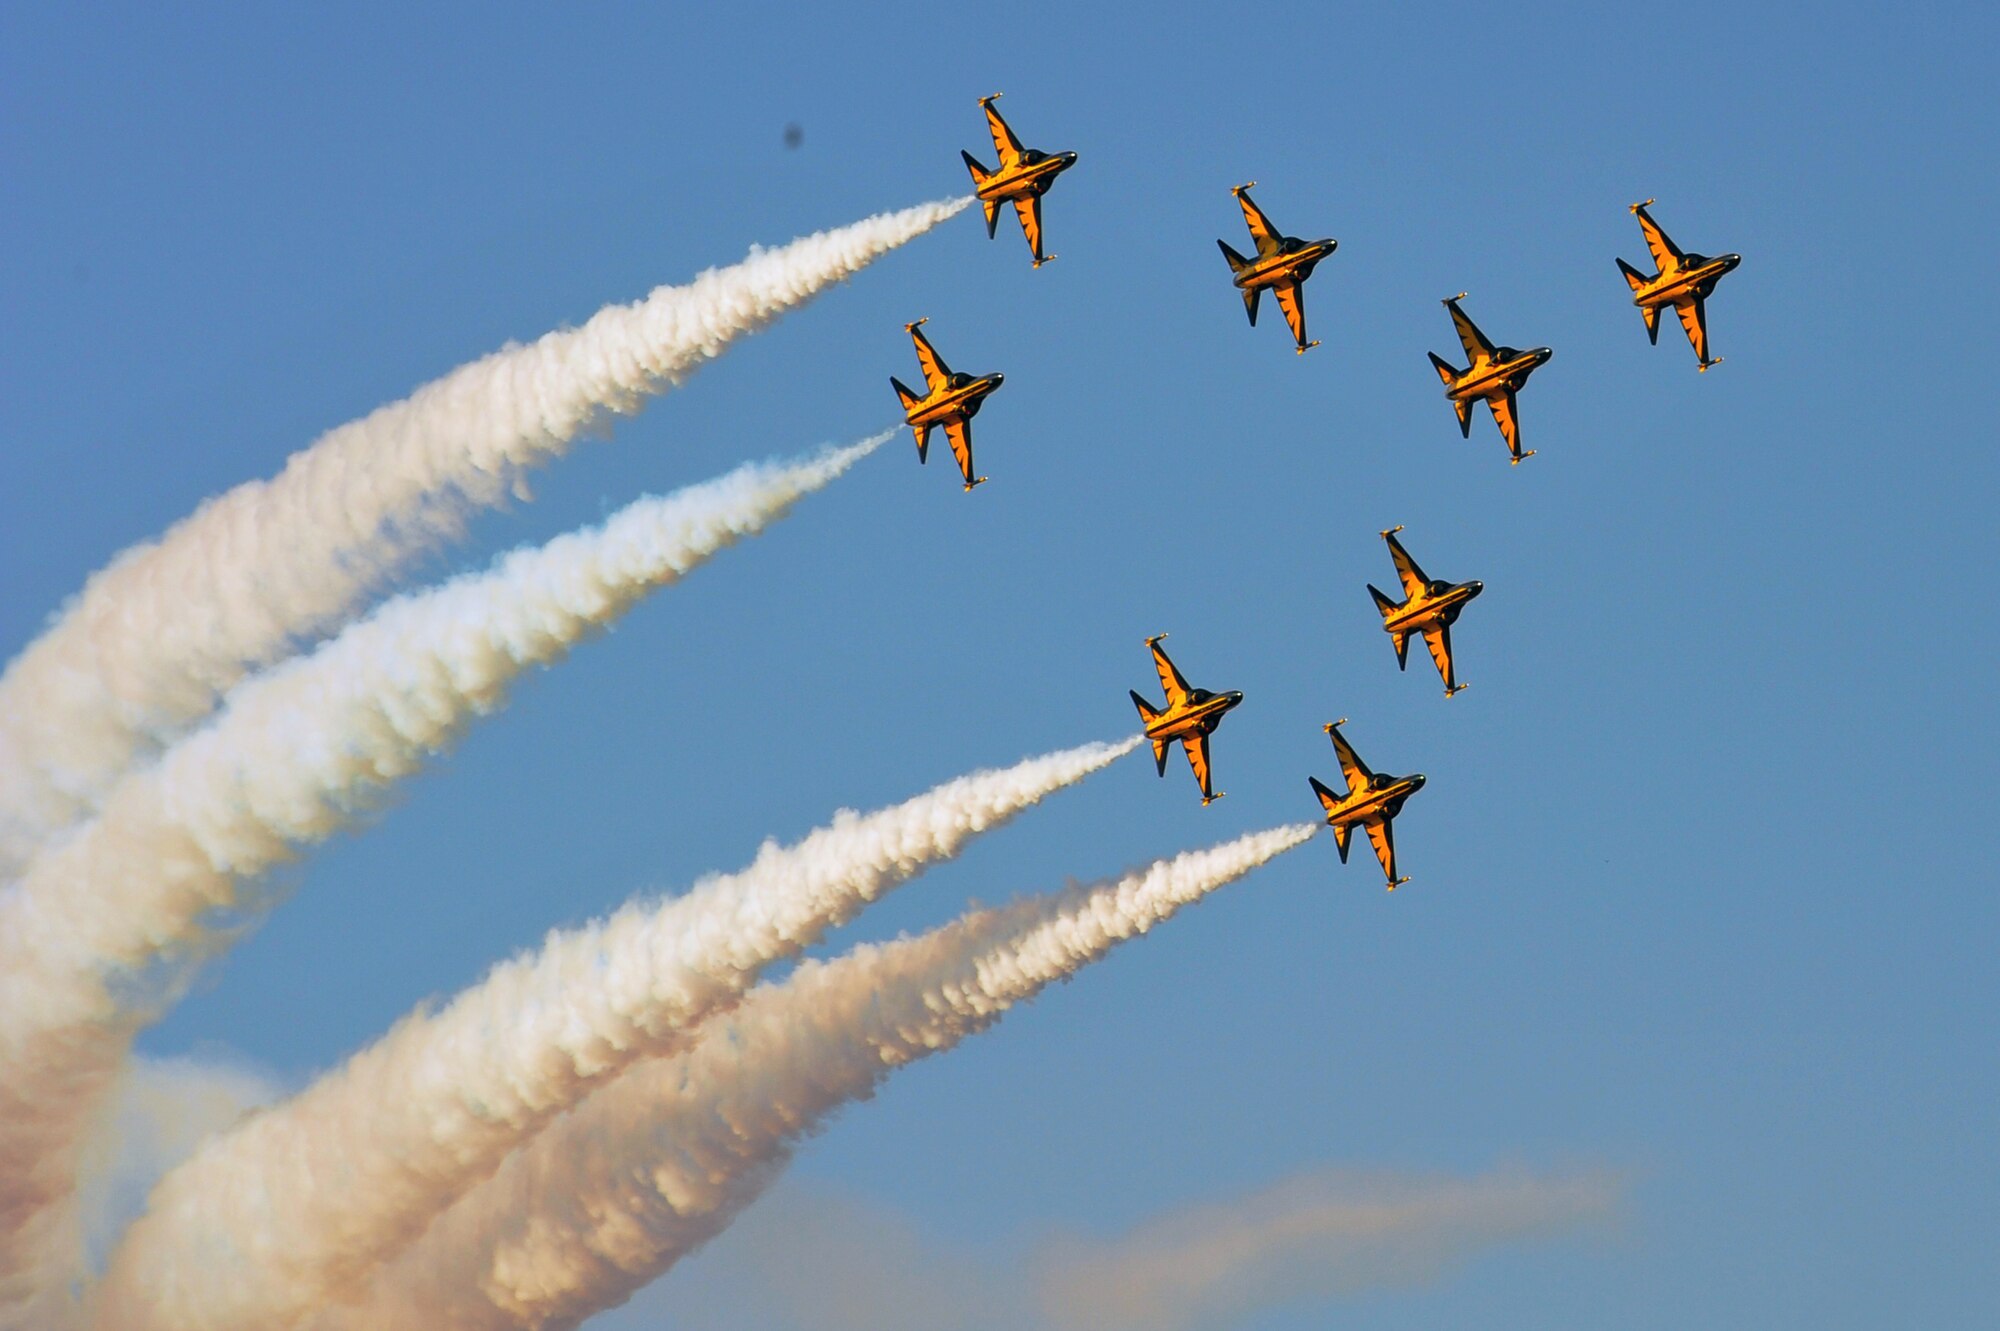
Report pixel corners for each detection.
[92,738,1139,1329]
[0,437,885,1324]
[300,825,1317,1331]
[0,197,969,879]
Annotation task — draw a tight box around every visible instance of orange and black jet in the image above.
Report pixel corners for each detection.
[1308,720,1426,890]
[1428,294,1552,465]
[962,94,1077,269]
[1130,634,1244,805]
[1618,199,1741,371]
[890,319,1005,492]
[1217,183,1337,353]
[1368,526,1483,698]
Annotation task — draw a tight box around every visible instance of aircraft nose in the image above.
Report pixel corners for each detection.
[1468,581,1484,596]
[1535,347,1554,363]
[1723,253,1742,270]
[1228,691,1245,705]
[989,372,1005,387]
[1411,774,1427,789]
[1063,151,1079,165]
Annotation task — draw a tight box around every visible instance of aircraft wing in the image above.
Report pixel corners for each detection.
[1383,530,1429,600]
[1149,639,1192,705]
[982,97,1024,165]
[1364,816,1399,885]
[1235,188,1282,254]
[1447,299,1495,364]
[1272,281,1309,349]
[1011,195,1044,264]
[1673,295,1709,365]
[1422,623,1456,693]
[1488,389,1524,460]
[1181,731,1214,801]
[909,323,953,392]
[1326,725,1373,795]
[1634,203,1683,274]
[943,418,977,487]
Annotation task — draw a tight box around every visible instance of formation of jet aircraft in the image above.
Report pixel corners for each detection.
[1309,721,1426,890]
[1618,199,1741,371]
[1129,635,1243,806]
[885,99,1741,886]
[962,94,1078,269]
[1368,526,1482,698]
[1217,184,1337,354]
[890,319,1005,491]
[1429,295,1553,465]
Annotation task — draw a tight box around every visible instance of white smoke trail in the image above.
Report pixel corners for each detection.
[0,196,971,880]
[90,738,1140,1330]
[297,824,1317,1331]
[609,1164,1621,1331]
[0,436,886,1324]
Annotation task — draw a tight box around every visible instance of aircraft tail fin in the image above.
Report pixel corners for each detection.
[1450,394,1475,438]
[1367,586,1410,666]
[1427,351,1460,387]
[1241,285,1261,327]
[1130,692,1170,775]
[1641,303,1661,343]
[1217,239,1251,275]
[962,153,1000,236]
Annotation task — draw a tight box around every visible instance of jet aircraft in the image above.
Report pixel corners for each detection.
[1129,634,1243,805]
[1428,294,1553,464]
[1367,526,1483,697]
[1618,199,1741,371]
[1308,720,1426,890]
[1217,183,1337,353]
[890,319,1005,492]
[962,94,1078,269]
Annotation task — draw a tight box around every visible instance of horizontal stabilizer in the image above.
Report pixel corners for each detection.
[1642,303,1661,343]
[1367,583,1399,618]
[1427,351,1459,387]
[1217,238,1251,274]
[890,375,920,413]
[1616,256,1649,291]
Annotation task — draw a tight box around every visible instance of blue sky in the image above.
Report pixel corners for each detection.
[4,3,1996,1327]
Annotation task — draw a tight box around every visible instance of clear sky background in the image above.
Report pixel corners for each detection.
[4,3,1997,1327]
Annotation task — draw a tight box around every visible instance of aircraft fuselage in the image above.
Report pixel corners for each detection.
[1445,348,1552,401]
[1143,689,1243,742]
[904,373,1003,429]
[1233,238,1336,292]
[1318,773,1425,830]
[974,150,1077,202]
[1631,253,1741,308]
[1382,581,1482,635]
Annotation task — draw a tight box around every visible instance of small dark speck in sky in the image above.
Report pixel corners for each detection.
[783,122,803,149]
